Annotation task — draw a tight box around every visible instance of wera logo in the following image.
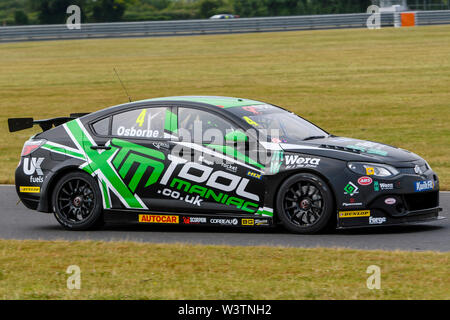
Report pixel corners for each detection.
[23,157,44,176]
[285,155,320,167]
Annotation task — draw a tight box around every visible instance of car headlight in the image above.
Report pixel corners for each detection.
[347,162,399,177]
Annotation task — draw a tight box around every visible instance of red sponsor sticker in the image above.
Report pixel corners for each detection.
[139,215,179,224]
[358,176,373,186]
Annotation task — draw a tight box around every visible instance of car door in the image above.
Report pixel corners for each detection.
[86,106,178,211]
[161,106,266,215]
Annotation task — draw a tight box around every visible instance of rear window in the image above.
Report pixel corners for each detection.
[92,117,110,135]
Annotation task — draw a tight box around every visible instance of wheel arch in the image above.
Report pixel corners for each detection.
[270,168,337,225]
[38,166,93,213]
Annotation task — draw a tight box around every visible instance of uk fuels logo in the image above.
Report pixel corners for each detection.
[23,157,45,183]
[23,157,44,176]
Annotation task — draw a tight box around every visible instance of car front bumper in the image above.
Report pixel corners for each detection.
[337,205,443,229]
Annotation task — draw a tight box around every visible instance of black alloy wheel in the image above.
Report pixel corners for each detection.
[276,173,334,234]
[52,171,103,230]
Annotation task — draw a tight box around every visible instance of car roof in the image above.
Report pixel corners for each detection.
[136,96,266,109]
[83,96,269,125]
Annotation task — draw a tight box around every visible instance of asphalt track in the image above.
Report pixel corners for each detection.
[0,185,448,251]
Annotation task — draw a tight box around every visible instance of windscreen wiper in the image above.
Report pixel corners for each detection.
[303,135,328,141]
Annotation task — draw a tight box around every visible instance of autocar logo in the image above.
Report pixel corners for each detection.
[357,176,373,186]
[414,165,423,175]
[138,215,179,224]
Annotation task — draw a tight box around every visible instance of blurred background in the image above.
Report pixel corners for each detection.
[1,0,450,26]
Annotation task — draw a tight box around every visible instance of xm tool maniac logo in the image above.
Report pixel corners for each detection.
[43,119,166,210]
[42,119,269,215]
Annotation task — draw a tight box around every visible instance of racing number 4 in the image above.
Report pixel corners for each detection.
[136,109,147,127]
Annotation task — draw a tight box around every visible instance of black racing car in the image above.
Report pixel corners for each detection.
[8,96,442,234]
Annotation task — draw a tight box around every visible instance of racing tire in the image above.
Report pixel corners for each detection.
[52,171,103,230]
[276,173,334,234]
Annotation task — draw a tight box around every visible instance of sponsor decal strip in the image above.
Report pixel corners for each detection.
[139,214,179,224]
[415,180,434,192]
[338,210,371,218]
[19,186,40,193]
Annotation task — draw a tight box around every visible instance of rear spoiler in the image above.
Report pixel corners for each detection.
[8,113,90,133]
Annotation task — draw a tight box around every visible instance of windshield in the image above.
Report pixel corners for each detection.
[228,104,328,143]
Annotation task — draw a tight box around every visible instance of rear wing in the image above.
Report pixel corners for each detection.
[8,113,90,133]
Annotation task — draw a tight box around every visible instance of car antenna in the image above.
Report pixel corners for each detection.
[113,67,132,102]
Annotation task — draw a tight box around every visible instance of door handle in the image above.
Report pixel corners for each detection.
[91,145,111,150]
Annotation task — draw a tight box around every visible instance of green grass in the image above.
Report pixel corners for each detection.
[0,26,449,187]
[0,240,448,300]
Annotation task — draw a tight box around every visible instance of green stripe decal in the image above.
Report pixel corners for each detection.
[164,110,178,133]
[101,179,110,209]
[256,209,273,217]
[42,144,85,160]
[65,120,147,209]
[206,144,264,169]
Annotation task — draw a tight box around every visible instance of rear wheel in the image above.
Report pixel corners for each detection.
[52,171,103,230]
[276,173,334,234]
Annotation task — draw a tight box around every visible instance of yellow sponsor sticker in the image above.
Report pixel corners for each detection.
[243,116,259,127]
[138,214,179,224]
[19,186,41,193]
[242,219,255,226]
[338,210,371,218]
[365,167,375,175]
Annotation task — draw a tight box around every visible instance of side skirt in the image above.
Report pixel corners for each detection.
[103,209,274,228]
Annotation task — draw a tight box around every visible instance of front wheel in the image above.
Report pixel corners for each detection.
[52,171,103,230]
[276,173,334,234]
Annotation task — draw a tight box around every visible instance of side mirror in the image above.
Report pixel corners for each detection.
[225,130,248,143]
